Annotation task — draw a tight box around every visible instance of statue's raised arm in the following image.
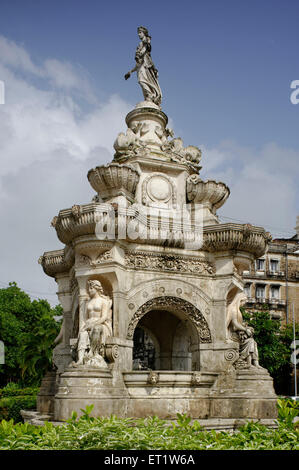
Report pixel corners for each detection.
[125,26,162,107]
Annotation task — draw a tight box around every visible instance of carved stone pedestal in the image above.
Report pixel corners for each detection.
[53,367,129,421]
[37,371,58,416]
[210,368,278,420]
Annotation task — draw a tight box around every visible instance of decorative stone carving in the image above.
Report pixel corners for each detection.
[224,349,238,362]
[113,127,149,159]
[87,163,140,201]
[71,205,82,221]
[155,126,174,143]
[77,250,113,268]
[147,371,159,385]
[71,280,113,368]
[125,251,215,275]
[105,344,119,363]
[227,292,264,370]
[191,373,201,386]
[125,26,162,107]
[161,137,202,171]
[127,296,211,343]
[142,173,176,207]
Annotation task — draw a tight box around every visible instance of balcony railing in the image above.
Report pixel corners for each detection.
[242,270,286,279]
[245,297,286,306]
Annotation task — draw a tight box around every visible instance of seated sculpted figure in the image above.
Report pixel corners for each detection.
[73,280,112,368]
[238,327,262,369]
[226,291,263,369]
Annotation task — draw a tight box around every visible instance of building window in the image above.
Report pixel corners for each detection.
[270,259,279,273]
[256,285,265,300]
[270,285,280,299]
[244,283,251,297]
[256,259,265,271]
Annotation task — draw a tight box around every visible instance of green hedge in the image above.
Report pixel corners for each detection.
[0,387,39,398]
[0,403,299,450]
[0,385,38,423]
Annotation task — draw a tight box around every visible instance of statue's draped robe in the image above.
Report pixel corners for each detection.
[135,42,162,106]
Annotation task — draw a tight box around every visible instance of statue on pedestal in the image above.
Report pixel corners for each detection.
[72,280,112,368]
[125,26,162,107]
[227,292,264,370]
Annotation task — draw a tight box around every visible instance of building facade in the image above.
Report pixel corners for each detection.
[243,222,299,324]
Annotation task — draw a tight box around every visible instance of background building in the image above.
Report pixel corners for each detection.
[243,217,299,323]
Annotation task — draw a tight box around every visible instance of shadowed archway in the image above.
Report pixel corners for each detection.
[128,296,211,371]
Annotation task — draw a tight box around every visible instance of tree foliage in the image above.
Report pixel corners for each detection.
[0,283,61,387]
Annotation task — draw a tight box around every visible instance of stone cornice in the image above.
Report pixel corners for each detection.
[50,205,271,260]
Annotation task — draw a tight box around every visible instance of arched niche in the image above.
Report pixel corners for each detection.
[127,296,211,371]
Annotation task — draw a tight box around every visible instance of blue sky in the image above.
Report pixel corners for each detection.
[2,0,299,147]
[0,0,298,302]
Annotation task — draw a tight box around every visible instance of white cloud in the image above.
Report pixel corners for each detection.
[201,141,298,237]
[0,35,42,75]
[0,36,131,303]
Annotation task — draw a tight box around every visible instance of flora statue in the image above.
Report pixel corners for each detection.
[125,26,162,107]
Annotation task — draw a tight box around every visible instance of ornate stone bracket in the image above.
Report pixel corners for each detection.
[77,249,113,268]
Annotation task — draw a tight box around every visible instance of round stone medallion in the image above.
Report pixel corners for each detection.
[147,175,172,203]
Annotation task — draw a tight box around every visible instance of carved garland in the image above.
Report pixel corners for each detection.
[125,252,215,275]
[126,296,212,343]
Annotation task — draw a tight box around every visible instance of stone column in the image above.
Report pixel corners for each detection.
[52,273,73,374]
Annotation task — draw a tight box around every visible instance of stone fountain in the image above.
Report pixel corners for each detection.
[35,27,277,428]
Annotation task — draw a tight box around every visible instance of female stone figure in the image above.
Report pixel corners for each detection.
[125,26,162,107]
[226,292,248,335]
[73,280,112,368]
[226,291,263,369]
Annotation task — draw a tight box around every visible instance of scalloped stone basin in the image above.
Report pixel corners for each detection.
[187,176,230,210]
[87,162,140,200]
